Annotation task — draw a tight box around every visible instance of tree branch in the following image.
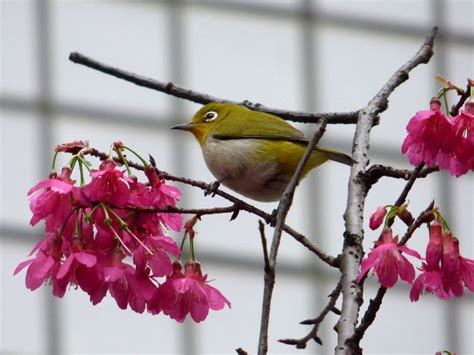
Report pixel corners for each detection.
[450,82,472,116]
[258,119,328,355]
[336,26,438,354]
[68,52,358,124]
[363,164,438,192]
[279,280,342,348]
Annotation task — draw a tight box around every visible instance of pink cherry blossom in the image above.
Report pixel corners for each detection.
[369,206,386,230]
[17,143,191,319]
[441,232,464,297]
[149,261,230,322]
[426,222,443,269]
[83,159,130,207]
[402,99,455,167]
[132,235,181,277]
[441,101,474,176]
[411,223,474,301]
[28,168,75,228]
[410,264,450,301]
[98,252,156,313]
[357,228,421,288]
[14,235,67,297]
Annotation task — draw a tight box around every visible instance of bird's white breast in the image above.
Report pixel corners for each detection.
[202,137,290,202]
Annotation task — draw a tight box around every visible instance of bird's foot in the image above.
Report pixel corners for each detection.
[204,180,221,197]
[267,208,278,227]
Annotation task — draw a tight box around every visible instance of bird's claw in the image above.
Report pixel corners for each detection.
[267,209,278,227]
[205,180,221,197]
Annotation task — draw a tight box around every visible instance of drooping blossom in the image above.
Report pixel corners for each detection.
[83,159,130,207]
[133,235,181,277]
[13,234,67,297]
[357,227,421,288]
[16,141,231,323]
[148,261,230,322]
[411,221,474,301]
[402,99,455,167]
[439,101,474,176]
[28,167,75,228]
[369,206,387,230]
[410,263,449,301]
[425,222,443,269]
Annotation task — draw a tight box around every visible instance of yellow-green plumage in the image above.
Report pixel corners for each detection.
[172,102,353,202]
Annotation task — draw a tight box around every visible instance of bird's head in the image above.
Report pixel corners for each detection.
[172,102,234,145]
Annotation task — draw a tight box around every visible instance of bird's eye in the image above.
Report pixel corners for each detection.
[203,111,218,122]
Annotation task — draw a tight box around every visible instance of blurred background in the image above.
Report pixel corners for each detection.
[1,0,473,354]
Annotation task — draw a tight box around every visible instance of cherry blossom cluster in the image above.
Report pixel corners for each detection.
[14,141,230,322]
[402,81,473,176]
[359,206,474,302]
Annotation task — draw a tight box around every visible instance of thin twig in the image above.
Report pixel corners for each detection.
[279,280,342,349]
[125,205,238,217]
[450,83,472,116]
[258,119,328,355]
[81,147,339,267]
[349,202,435,349]
[394,163,425,207]
[258,220,270,272]
[235,348,248,355]
[336,27,438,354]
[68,52,358,124]
[363,164,437,192]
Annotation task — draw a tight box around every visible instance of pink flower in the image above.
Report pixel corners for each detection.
[459,255,474,292]
[97,252,156,313]
[28,168,75,228]
[56,239,101,295]
[133,235,181,277]
[426,222,443,269]
[369,207,387,230]
[402,99,455,167]
[441,232,464,297]
[411,222,474,301]
[410,264,450,301]
[149,261,230,322]
[441,101,474,176]
[358,228,421,288]
[83,159,130,207]
[55,140,89,153]
[14,235,67,297]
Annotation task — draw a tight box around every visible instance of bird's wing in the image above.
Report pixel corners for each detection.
[212,108,308,144]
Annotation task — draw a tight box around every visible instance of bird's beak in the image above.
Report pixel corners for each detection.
[172,122,195,131]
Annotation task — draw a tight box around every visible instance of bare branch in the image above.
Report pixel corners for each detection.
[279,280,342,349]
[235,348,248,355]
[68,52,358,124]
[363,164,437,191]
[258,220,270,272]
[450,82,472,116]
[393,163,425,207]
[258,120,328,355]
[336,26,438,354]
[126,205,238,217]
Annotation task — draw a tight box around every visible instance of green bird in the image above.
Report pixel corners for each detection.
[173,102,353,202]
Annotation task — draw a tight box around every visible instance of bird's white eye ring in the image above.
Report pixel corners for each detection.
[204,111,218,122]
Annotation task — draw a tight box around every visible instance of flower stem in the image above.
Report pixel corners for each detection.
[51,150,59,171]
[115,149,133,177]
[189,235,196,261]
[122,146,149,168]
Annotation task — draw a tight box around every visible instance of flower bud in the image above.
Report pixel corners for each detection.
[369,207,386,230]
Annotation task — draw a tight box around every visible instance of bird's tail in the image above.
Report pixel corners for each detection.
[316,147,355,166]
